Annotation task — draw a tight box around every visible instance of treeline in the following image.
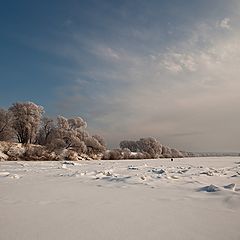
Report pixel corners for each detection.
[103,137,187,160]
[0,102,106,159]
[0,101,188,161]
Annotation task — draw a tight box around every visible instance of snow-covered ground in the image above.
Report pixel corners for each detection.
[0,157,240,240]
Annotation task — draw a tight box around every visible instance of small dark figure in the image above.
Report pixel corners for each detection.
[171,158,174,161]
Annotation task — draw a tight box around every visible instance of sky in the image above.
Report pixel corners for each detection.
[1,0,240,152]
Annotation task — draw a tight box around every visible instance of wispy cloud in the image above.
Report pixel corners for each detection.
[2,0,240,152]
[161,52,197,73]
[52,11,240,150]
[218,18,231,29]
[24,1,240,152]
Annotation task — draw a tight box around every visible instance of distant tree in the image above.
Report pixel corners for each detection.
[122,148,131,159]
[84,136,106,155]
[120,137,163,158]
[9,102,44,144]
[170,148,184,158]
[0,108,13,141]
[103,149,122,160]
[162,145,172,158]
[120,140,139,152]
[85,135,106,155]
[136,137,162,158]
[92,134,106,148]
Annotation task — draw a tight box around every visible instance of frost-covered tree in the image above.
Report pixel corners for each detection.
[120,140,139,152]
[136,137,162,158]
[162,145,172,158]
[9,102,44,144]
[85,135,106,155]
[56,116,87,132]
[103,149,122,160]
[92,134,106,148]
[170,148,184,158]
[120,137,163,159]
[68,117,87,130]
[122,148,131,159]
[39,115,106,156]
[36,117,55,145]
[0,108,13,141]
[50,116,87,153]
[0,101,108,160]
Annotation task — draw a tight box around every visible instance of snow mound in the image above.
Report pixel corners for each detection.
[200,171,214,176]
[151,168,165,174]
[0,172,10,177]
[103,175,132,183]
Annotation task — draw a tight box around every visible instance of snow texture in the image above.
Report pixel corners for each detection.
[0,157,240,240]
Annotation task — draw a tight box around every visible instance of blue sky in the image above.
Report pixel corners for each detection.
[1,0,240,151]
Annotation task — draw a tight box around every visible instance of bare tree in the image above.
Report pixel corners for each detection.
[0,108,13,141]
[9,102,44,144]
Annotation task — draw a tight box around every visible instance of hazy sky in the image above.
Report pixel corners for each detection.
[1,0,240,151]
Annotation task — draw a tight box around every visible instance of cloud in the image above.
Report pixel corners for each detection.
[161,52,197,73]
[97,46,120,60]
[47,3,240,152]
[218,18,231,29]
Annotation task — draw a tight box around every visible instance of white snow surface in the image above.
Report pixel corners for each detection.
[0,157,240,240]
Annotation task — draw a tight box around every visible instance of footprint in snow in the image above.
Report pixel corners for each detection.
[151,169,165,174]
[224,183,236,191]
[128,165,138,170]
[198,184,221,192]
